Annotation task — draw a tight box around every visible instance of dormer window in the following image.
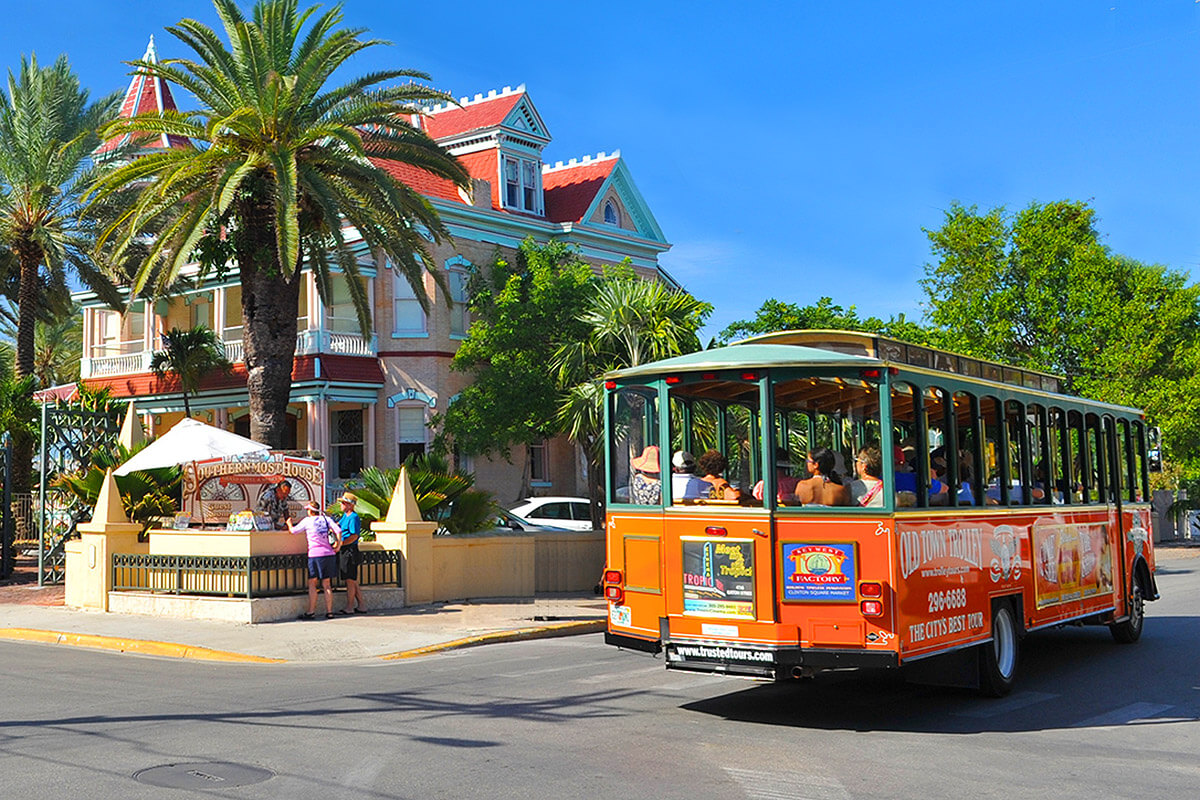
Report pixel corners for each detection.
[502,155,541,214]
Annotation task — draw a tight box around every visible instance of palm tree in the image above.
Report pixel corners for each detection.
[0,300,83,387]
[90,0,470,447]
[0,55,120,493]
[555,276,712,524]
[150,325,232,417]
[0,55,119,381]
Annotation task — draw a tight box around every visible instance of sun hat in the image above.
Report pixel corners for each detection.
[671,450,695,470]
[630,445,661,473]
[339,492,358,505]
[303,501,321,512]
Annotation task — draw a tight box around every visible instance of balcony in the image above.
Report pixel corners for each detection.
[81,328,379,379]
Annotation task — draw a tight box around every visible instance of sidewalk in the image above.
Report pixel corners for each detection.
[0,558,606,664]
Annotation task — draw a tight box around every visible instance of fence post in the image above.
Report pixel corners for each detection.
[0,432,10,579]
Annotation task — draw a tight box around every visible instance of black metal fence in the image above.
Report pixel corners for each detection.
[111,550,401,598]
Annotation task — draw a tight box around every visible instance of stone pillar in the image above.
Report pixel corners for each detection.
[66,470,145,611]
[370,467,437,605]
[119,403,145,449]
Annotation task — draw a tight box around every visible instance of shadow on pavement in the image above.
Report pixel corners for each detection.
[681,614,1200,735]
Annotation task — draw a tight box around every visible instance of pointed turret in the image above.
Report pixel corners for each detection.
[95,36,190,158]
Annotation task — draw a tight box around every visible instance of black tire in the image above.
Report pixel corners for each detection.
[1110,569,1145,644]
[979,601,1019,697]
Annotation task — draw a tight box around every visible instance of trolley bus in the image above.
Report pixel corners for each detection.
[600,330,1158,695]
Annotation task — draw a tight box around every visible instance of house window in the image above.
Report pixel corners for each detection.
[331,409,364,479]
[529,440,549,484]
[328,278,364,333]
[604,200,619,225]
[392,271,427,336]
[191,297,211,329]
[504,158,520,208]
[397,406,427,464]
[502,156,540,213]
[446,258,471,336]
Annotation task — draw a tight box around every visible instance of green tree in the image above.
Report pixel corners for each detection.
[718,296,933,345]
[0,55,121,494]
[0,300,83,387]
[555,274,712,523]
[0,55,119,381]
[435,239,596,466]
[150,325,233,417]
[342,453,494,535]
[90,0,469,447]
[922,199,1200,485]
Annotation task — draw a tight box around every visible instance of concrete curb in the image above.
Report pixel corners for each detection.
[379,619,606,660]
[0,628,286,664]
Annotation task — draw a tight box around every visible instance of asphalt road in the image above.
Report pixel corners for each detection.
[2,556,1196,800]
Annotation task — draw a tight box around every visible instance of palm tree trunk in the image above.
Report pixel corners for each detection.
[241,265,302,448]
[12,243,40,495]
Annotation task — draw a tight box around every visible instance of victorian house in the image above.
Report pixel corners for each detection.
[70,40,674,502]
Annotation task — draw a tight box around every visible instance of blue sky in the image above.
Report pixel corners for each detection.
[3,1,1198,340]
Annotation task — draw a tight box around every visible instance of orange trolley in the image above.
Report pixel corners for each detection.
[601,331,1157,695]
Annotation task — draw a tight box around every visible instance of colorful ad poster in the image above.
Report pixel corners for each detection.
[782,542,857,601]
[1033,523,1112,608]
[682,539,755,618]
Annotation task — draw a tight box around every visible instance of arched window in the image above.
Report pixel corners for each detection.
[604,200,619,225]
[445,256,471,337]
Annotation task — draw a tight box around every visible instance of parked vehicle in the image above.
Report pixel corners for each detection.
[488,509,569,532]
[508,497,595,531]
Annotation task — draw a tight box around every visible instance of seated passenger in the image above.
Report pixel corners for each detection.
[894,449,947,504]
[752,448,801,503]
[696,449,741,501]
[850,446,885,507]
[629,445,662,505]
[796,447,851,506]
[671,450,710,501]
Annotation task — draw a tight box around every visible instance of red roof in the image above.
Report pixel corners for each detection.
[543,159,617,223]
[373,159,463,204]
[421,92,524,140]
[96,37,189,156]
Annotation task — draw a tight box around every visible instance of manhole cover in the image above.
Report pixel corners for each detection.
[134,762,274,790]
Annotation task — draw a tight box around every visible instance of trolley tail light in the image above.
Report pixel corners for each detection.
[860,581,883,598]
[860,600,884,617]
[603,570,624,604]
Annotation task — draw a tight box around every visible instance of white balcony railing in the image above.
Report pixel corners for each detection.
[81,329,377,378]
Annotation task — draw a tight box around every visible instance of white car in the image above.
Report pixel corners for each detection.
[508,496,595,531]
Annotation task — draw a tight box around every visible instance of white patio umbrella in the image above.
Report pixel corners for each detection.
[113,418,269,476]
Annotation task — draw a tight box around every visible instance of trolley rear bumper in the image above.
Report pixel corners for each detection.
[663,638,899,680]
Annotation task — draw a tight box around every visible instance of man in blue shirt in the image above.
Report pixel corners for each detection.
[337,492,366,614]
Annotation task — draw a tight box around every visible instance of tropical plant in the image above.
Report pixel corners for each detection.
[0,55,121,493]
[555,272,712,524]
[150,325,232,417]
[52,440,182,534]
[0,300,83,387]
[341,453,495,535]
[0,54,120,381]
[90,0,470,447]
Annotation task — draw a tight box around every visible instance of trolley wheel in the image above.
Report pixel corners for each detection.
[1109,570,1145,644]
[979,601,1019,697]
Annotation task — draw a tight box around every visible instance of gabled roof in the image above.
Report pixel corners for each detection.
[543,155,619,223]
[95,36,190,157]
[418,85,549,143]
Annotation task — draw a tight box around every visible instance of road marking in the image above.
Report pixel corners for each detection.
[954,691,1058,718]
[1073,702,1175,728]
[724,767,850,800]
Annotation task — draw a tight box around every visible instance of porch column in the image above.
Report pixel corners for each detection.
[366,403,376,470]
[213,287,226,340]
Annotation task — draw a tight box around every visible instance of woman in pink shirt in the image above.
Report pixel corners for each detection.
[288,501,341,619]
